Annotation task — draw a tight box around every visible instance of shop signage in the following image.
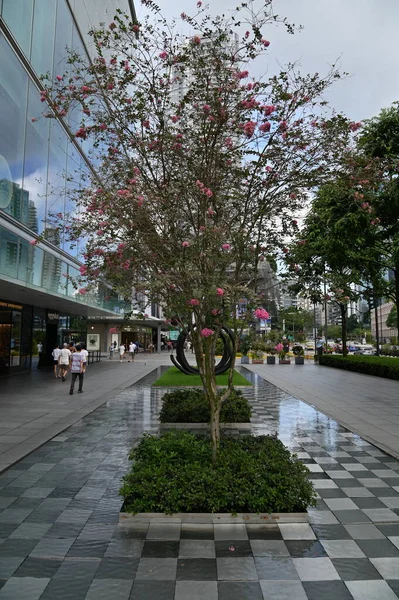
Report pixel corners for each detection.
[0,301,23,310]
[46,310,60,323]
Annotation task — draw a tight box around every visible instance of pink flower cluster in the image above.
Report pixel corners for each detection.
[195,180,213,197]
[189,298,200,306]
[259,122,271,133]
[275,343,284,352]
[350,122,362,132]
[182,241,190,248]
[361,202,373,213]
[221,243,231,250]
[242,121,256,138]
[201,328,214,338]
[254,308,270,320]
[216,288,224,296]
[79,265,87,275]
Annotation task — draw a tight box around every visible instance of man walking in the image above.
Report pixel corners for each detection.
[59,343,71,382]
[119,343,125,362]
[128,341,136,362]
[69,344,84,395]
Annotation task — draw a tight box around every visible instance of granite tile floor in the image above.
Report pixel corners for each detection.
[0,367,398,598]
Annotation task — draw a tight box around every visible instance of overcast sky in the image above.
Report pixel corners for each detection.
[136,0,399,122]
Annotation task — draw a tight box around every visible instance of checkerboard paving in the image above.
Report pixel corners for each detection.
[0,367,398,598]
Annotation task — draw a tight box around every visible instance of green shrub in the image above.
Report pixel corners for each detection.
[120,431,316,514]
[319,354,399,380]
[159,388,252,423]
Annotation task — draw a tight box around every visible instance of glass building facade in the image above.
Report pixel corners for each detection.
[0,0,135,375]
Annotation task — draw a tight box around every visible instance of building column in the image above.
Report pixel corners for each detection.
[157,326,162,353]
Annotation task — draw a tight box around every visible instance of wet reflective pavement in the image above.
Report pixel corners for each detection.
[0,367,398,599]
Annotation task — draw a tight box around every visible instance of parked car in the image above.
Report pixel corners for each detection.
[353,345,376,356]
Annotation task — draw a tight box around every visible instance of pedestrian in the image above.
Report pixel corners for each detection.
[80,345,88,373]
[119,343,125,362]
[69,344,84,395]
[37,342,43,354]
[69,341,75,354]
[52,345,61,378]
[109,343,114,360]
[148,342,155,353]
[58,343,71,382]
[128,341,136,362]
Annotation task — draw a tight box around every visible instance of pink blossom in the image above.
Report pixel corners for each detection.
[192,36,201,45]
[96,230,104,236]
[144,313,149,318]
[196,180,205,189]
[117,189,130,196]
[216,288,224,296]
[298,240,306,246]
[236,70,249,79]
[31,118,37,123]
[207,207,216,216]
[197,1,202,6]
[202,104,211,112]
[79,265,87,275]
[78,288,88,295]
[263,105,276,116]
[350,122,362,132]
[283,248,289,253]
[205,189,213,198]
[118,243,126,250]
[182,241,190,247]
[29,239,38,246]
[171,115,179,123]
[56,75,63,81]
[261,39,270,47]
[279,121,288,132]
[75,127,88,139]
[109,22,116,30]
[211,308,220,316]
[225,137,233,148]
[180,12,187,19]
[189,298,200,306]
[107,83,114,90]
[265,165,273,172]
[275,343,284,352]
[292,220,298,226]
[128,178,137,185]
[243,121,256,137]
[159,51,168,60]
[201,328,214,337]
[81,85,91,93]
[221,243,231,250]
[259,122,271,133]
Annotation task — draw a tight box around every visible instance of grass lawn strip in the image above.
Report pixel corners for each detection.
[153,366,252,387]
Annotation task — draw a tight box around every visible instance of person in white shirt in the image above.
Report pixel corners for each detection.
[80,346,89,373]
[52,345,61,379]
[58,343,71,382]
[128,342,137,362]
[119,344,125,362]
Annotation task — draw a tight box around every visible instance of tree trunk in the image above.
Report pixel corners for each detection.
[192,330,221,462]
[394,265,399,332]
[340,304,347,356]
[374,297,380,356]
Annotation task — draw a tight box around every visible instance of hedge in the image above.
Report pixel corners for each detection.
[120,431,316,514]
[159,388,252,423]
[319,354,399,380]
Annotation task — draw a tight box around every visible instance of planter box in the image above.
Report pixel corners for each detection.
[279,359,291,365]
[240,356,250,364]
[266,356,276,365]
[295,356,305,365]
[160,422,252,430]
[119,511,308,525]
[252,359,264,364]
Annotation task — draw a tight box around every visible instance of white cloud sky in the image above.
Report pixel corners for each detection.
[136,0,399,122]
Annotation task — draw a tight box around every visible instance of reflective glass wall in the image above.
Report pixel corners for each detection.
[0,0,90,258]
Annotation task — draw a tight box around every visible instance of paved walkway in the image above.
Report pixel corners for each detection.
[0,368,398,599]
[247,361,399,459]
[0,355,167,472]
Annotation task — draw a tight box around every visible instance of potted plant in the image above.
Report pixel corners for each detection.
[264,343,276,364]
[292,345,305,365]
[249,349,264,364]
[240,337,251,364]
[275,343,290,364]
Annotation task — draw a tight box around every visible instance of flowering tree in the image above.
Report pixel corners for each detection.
[40,0,356,458]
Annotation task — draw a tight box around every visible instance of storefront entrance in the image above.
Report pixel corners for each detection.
[0,301,32,376]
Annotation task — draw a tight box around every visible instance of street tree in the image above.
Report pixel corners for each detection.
[40,0,356,458]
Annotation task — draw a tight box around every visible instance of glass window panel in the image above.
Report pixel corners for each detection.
[53,0,73,78]
[31,0,57,78]
[2,0,33,57]
[23,82,50,235]
[45,120,67,246]
[0,226,20,279]
[0,36,28,221]
[40,248,63,293]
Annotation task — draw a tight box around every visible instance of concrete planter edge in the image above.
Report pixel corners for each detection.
[119,511,309,524]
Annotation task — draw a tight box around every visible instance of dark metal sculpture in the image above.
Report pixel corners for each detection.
[171,326,235,375]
